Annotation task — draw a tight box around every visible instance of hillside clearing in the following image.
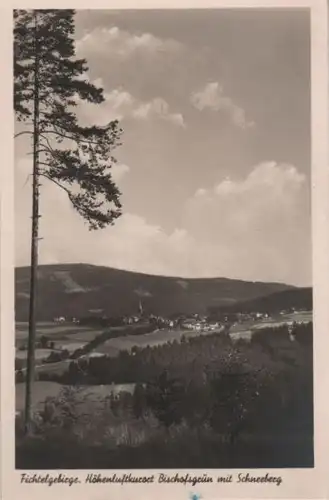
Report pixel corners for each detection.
[16,381,136,412]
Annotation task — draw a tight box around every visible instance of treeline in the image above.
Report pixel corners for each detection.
[15,322,158,381]
[16,322,313,468]
[209,288,312,316]
[78,316,127,327]
[40,322,312,388]
[69,322,157,360]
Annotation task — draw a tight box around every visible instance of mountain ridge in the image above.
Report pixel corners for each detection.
[15,262,298,286]
[15,263,301,321]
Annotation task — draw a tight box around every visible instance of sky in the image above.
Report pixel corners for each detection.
[15,8,311,286]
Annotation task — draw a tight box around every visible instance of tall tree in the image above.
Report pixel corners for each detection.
[14,9,123,433]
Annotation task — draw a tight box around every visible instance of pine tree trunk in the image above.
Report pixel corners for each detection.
[24,10,40,435]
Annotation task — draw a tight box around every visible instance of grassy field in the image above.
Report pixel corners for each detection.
[16,381,62,411]
[51,340,88,352]
[257,310,312,326]
[15,348,54,360]
[15,312,312,377]
[15,323,97,362]
[229,310,312,338]
[63,329,104,342]
[97,326,226,353]
[15,323,141,344]
[15,323,101,341]
[16,381,137,413]
[33,360,70,375]
[15,322,225,362]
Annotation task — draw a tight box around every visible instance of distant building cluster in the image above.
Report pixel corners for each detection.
[49,300,310,343]
[53,316,66,323]
[181,317,221,332]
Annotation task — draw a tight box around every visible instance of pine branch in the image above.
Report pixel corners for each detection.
[14,130,34,139]
[39,170,76,199]
[14,9,124,230]
[40,127,121,148]
[39,134,57,154]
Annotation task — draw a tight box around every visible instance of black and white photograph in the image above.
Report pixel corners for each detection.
[12,5,316,473]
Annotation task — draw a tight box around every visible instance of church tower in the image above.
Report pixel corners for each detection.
[138,298,143,317]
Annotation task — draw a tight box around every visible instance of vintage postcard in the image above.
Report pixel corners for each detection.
[1,0,329,499]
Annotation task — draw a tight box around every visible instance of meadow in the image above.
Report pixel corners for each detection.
[16,321,313,469]
[15,349,54,360]
[95,325,226,354]
[15,312,312,378]
[16,381,136,413]
[16,322,101,341]
[229,310,312,339]
[52,340,88,352]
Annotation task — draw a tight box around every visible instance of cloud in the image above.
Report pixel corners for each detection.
[132,98,185,127]
[191,82,254,129]
[15,159,310,285]
[182,161,310,283]
[213,161,305,198]
[185,161,306,237]
[76,26,183,61]
[195,188,207,197]
[108,163,130,184]
[77,80,185,128]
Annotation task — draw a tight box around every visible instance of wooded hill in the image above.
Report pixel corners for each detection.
[15,264,297,321]
[210,287,312,315]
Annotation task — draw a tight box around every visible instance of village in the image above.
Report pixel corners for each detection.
[51,297,307,333]
[15,292,312,386]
